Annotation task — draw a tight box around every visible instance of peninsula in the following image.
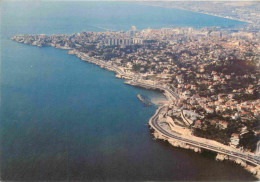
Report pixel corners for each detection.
[11,25,260,178]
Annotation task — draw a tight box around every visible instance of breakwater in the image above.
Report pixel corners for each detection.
[137,94,152,106]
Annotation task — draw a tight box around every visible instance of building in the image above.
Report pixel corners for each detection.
[194,120,202,128]
[133,38,143,44]
[106,38,132,46]
[230,133,240,147]
[218,120,228,129]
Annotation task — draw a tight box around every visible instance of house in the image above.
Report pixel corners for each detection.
[176,75,184,83]
[213,75,221,81]
[241,126,248,135]
[240,111,249,117]
[209,119,216,125]
[232,113,240,120]
[182,90,191,99]
[126,62,133,69]
[228,94,235,99]
[216,105,223,112]
[218,120,228,129]
[230,133,240,147]
[194,120,202,128]
[191,85,197,90]
[205,107,214,114]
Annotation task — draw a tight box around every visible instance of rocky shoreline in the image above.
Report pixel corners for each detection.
[148,107,260,180]
[11,38,260,180]
[42,47,260,180]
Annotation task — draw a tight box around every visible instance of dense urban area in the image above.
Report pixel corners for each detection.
[12,25,260,154]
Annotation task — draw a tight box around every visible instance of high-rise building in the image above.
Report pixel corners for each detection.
[133,38,143,44]
[128,26,138,37]
[106,38,132,46]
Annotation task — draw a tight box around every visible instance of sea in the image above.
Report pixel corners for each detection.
[0,1,256,181]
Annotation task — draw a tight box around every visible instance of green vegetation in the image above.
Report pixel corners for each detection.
[239,131,259,152]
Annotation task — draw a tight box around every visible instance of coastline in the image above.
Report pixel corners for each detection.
[148,106,260,179]
[137,3,252,24]
[66,48,260,180]
[3,1,259,179]
[10,38,260,179]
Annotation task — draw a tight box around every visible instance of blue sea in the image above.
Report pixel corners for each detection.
[0,1,256,181]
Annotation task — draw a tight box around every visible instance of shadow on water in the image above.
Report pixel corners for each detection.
[200,149,218,159]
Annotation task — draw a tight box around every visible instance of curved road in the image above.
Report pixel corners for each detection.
[83,54,260,167]
[149,106,260,166]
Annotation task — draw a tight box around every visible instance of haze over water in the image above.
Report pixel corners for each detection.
[1,2,255,181]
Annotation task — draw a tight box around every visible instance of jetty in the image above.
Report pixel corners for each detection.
[137,94,152,106]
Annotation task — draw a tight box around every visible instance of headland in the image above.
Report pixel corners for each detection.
[11,25,260,179]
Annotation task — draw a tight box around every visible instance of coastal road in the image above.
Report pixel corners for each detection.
[150,105,260,166]
[129,81,180,100]
[126,78,260,166]
[82,54,260,166]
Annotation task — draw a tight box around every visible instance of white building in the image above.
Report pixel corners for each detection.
[230,133,240,147]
